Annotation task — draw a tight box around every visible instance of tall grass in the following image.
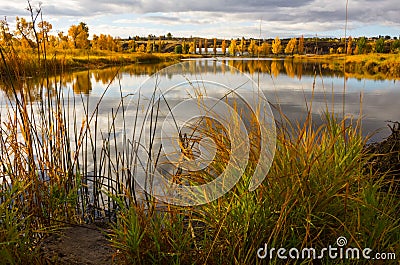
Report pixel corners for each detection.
[0,19,134,263]
[108,92,399,264]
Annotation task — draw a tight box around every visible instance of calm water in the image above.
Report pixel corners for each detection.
[1,58,398,144]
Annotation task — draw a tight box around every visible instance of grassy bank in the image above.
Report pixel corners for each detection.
[293,53,400,79]
[0,47,201,79]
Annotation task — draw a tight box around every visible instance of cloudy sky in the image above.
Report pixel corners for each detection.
[1,0,399,39]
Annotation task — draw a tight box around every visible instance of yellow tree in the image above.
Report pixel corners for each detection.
[57,31,69,49]
[0,18,13,45]
[107,35,118,51]
[213,38,217,56]
[204,38,208,54]
[189,40,196,54]
[91,34,99,49]
[238,37,246,55]
[221,39,227,55]
[97,34,108,50]
[228,39,237,56]
[47,35,58,48]
[347,36,353,55]
[248,39,258,56]
[138,44,145,52]
[182,40,190,54]
[128,40,136,52]
[298,35,304,54]
[285,38,297,55]
[68,22,89,49]
[258,41,270,56]
[182,40,186,54]
[198,39,202,54]
[15,16,35,48]
[272,36,282,55]
[158,36,163,52]
[146,39,152,53]
[38,20,52,49]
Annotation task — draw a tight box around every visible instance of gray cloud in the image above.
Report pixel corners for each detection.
[2,0,399,38]
[4,0,400,24]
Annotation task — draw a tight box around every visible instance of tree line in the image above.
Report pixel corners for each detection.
[1,16,400,56]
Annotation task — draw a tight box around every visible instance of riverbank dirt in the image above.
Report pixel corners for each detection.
[367,121,400,191]
[40,224,118,265]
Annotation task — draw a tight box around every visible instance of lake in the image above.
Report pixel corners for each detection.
[2,58,397,142]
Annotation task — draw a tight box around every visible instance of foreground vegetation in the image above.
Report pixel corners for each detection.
[109,112,399,264]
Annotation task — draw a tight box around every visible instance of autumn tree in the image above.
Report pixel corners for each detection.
[57,31,69,49]
[15,16,35,48]
[221,39,227,55]
[128,39,136,52]
[182,40,189,54]
[137,44,145,52]
[228,39,237,56]
[258,41,270,56]
[0,18,12,45]
[346,36,353,55]
[248,39,258,56]
[298,35,304,54]
[38,21,52,42]
[68,22,89,49]
[238,37,246,55]
[285,38,297,55]
[152,39,156,52]
[146,39,152,53]
[107,35,120,52]
[92,34,116,51]
[271,36,282,55]
[189,40,196,54]
[47,35,58,48]
[204,38,208,54]
[213,38,217,56]
[198,39,202,54]
[158,36,163,52]
[96,34,107,50]
[181,40,186,54]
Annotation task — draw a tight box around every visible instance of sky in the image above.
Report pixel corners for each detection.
[1,0,400,39]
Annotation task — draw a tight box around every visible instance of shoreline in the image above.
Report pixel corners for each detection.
[1,50,400,80]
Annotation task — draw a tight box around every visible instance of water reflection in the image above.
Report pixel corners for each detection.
[0,59,399,143]
[0,61,176,98]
